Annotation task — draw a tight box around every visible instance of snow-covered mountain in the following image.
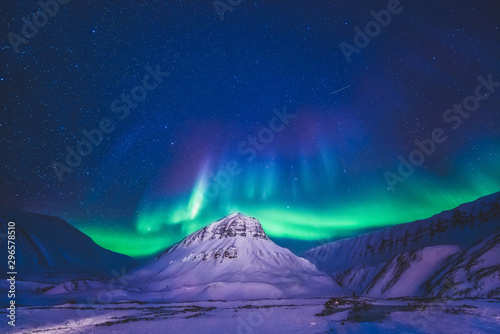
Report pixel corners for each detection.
[422,230,500,298]
[7,191,500,305]
[0,206,138,283]
[122,213,342,301]
[363,245,461,298]
[304,192,500,298]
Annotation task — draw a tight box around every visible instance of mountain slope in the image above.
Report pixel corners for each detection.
[123,213,342,301]
[333,263,385,296]
[422,230,500,298]
[305,193,500,275]
[363,245,461,298]
[304,192,500,298]
[0,206,138,283]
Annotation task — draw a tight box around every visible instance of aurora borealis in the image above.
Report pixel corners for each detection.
[1,0,499,258]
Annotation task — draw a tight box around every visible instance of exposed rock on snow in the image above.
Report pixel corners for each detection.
[363,245,461,298]
[423,231,500,298]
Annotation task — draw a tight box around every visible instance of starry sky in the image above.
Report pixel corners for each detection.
[1,0,499,258]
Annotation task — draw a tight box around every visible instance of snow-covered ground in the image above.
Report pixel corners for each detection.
[1,298,499,334]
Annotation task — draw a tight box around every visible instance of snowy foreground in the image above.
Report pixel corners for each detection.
[2,298,499,334]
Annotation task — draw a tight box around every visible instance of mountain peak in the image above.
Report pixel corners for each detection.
[174,213,269,249]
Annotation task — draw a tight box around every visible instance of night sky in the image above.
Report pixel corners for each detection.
[1,0,499,258]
